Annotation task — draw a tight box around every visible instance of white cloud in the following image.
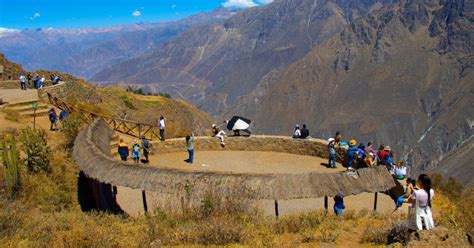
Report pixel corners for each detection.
[256,0,273,4]
[222,0,258,9]
[132,10,141,17]
[171,4,177,9]
[34,12,40,18]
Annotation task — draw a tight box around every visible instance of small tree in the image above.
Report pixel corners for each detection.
[21,127,50,173]
[2,135,20,199]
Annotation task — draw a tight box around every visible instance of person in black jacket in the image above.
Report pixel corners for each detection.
[300,124,310,139]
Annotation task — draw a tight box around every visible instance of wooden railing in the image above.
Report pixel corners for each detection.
[47,92,161,140]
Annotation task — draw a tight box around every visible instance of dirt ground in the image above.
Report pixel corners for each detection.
[147,150,345,174]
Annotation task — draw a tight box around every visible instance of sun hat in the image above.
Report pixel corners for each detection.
[328,138,335,142]
[212,124,217,128]
[384,145,391,151]
[349,139,357,146]
[295,124,300,128]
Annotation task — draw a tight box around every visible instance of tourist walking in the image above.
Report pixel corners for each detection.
[212,124,226,147]
[141,135,150,164]
[185,133,195,164]
[59,109,69,130]
[117,139,129,161]
[292,124,301,139]
[405,174,435,230]
[48,108,58,131]
[328,138,337,168]
[19,74,27,90]
[159,116,165,141]
[131,140,141,163]
[334,193,345,216]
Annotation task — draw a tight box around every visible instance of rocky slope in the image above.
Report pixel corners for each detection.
[91,0,395,114]
[226,0,473,183]
[0,9,234,78]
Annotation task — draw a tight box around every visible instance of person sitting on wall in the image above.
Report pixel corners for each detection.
[292,124,301,139]
[300,124,310,139]
[394,160,407,180]
[212,124,226,147]
[118,139,129,161]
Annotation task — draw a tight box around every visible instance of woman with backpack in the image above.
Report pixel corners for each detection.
[48,108,58,131]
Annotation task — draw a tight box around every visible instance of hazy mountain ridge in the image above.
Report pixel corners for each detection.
[91,0,396,114]
[0,8,235,78]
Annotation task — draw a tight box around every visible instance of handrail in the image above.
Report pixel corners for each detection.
[46,92,161,141]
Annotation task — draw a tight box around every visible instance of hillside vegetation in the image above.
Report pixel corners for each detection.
[0,123,472,246]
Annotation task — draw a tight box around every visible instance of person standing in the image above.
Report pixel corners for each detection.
[141,135,151,164]
[159,116,165,141]
[334,131,342,146]
[48,108,58,131]
[334,193,345,216]
[59,109,69,130]
[346,139,358,170]
[19,74,26,90]
[328,138,337,168]
[131,140,141,163]
[40,75,46,88]
[33,74,39,89]
[185,133,194,164]
[117,139,129,161]
[405,174,435,230]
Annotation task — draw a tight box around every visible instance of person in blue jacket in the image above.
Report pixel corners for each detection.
[334,193,345,216]
[346,139,358,170]
[117,139,129,161]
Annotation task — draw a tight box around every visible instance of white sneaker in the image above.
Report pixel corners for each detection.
[347,167,353,170]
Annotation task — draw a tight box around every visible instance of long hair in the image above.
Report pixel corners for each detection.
[418,174,432,207]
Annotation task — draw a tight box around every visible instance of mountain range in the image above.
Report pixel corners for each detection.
[0,8,234,78]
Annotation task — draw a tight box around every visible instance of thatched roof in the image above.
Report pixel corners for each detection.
[73,119,396,200]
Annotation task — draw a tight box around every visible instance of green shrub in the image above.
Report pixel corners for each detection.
[21,127,50,173]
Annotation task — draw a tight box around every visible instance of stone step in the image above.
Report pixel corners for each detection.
[4,100,41,108]
[6,103,48,112]
[19,108,50,117]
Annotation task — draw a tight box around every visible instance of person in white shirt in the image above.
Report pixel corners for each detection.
[40,75,46,88]
[405,174,435,231]
[19,74,27,90]
[159,115,165,141]
[292,124,301,139]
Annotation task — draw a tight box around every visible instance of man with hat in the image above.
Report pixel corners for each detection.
[212,123,226,147]
[346,139,358,170]
[141,135,151,164]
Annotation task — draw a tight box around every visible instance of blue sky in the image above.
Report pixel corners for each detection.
[0,0,272,29]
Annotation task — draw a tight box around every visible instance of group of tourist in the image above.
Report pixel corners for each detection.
[117,136,151,164]
[18,73,61,90]
[292,124,311,139]
[48,108,69,131]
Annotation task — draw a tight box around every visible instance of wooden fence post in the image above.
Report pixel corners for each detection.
[274,199,279,218]
[324,195,329,211]
[373,192,378,211]
[142,190,148,213]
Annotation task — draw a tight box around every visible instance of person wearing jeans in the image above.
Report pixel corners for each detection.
[186,133,194,164]
[328,138,337,168]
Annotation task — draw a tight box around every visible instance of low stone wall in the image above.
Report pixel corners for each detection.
[73,119,396,201]
[152,136,346,163]
[38,81,67,102]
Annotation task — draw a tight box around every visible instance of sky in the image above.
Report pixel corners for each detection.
[0,0,272,30]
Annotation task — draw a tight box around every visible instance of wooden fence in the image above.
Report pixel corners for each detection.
[46,92,161,140]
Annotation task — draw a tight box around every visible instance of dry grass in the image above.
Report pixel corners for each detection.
[0,124,473,246]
